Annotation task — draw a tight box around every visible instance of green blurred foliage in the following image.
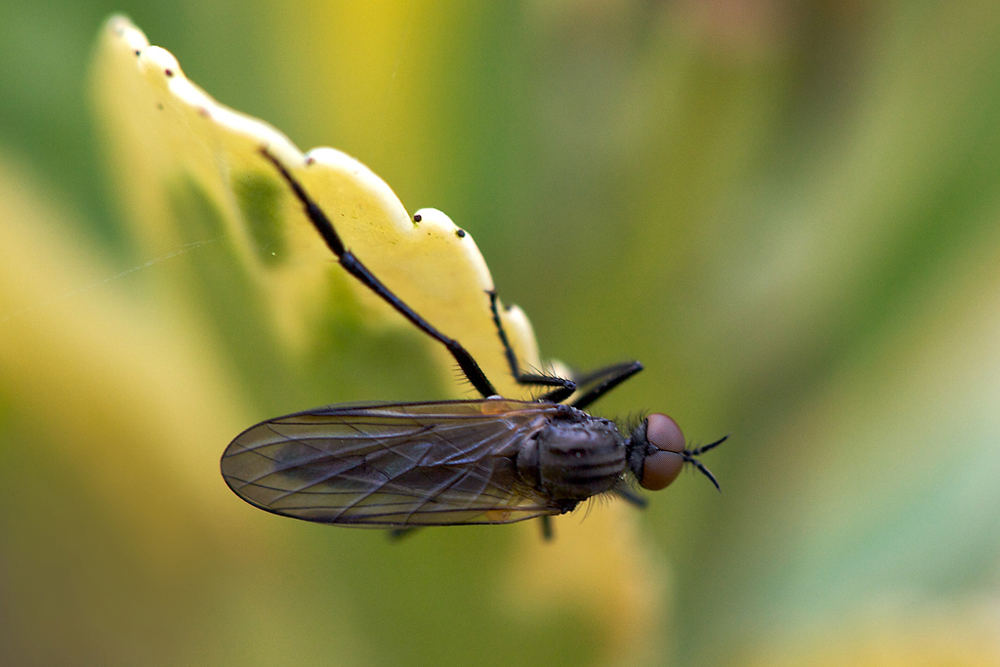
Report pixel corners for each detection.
[2,1,1000,666]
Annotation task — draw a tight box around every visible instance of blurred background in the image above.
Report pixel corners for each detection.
[3,1,1000,666]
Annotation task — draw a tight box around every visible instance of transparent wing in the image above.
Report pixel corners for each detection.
[221,399,564,526]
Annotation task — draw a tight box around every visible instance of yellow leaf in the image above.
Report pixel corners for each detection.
[90,15,543,398]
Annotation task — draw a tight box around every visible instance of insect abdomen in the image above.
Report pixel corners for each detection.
[516,416,626,502]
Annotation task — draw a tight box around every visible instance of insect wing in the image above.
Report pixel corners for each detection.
[221,400,562,526]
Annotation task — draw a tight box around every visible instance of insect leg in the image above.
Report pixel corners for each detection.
[260,148,497,398]
[388,527,419,540]
[611,486,648,508]
[539,515,554,540]
[569,361,643,410]
[488,290,577,403]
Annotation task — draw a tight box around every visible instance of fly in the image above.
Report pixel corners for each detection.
[221,147,725,537]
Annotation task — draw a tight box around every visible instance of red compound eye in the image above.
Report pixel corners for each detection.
[639,413,686,491]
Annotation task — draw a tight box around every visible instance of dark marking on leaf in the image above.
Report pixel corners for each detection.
[165,175,288,400]
[169,175,226,240]
[232,172,287,266]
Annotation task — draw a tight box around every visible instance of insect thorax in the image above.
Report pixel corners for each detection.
[515,412,627,502]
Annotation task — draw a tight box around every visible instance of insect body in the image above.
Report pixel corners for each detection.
[221,148,723,534]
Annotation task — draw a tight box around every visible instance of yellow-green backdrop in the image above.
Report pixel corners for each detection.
[2,2,1000,666]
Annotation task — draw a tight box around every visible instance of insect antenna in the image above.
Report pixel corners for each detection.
[681,434,728,492]
[687,435,728,457]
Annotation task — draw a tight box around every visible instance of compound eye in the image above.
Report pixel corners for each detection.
[639,413,686,491]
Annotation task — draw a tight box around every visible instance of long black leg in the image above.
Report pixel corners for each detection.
[488,290,577,403]
[569,360,643,410]
[571,360,640,387]
[261,148,497,398]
